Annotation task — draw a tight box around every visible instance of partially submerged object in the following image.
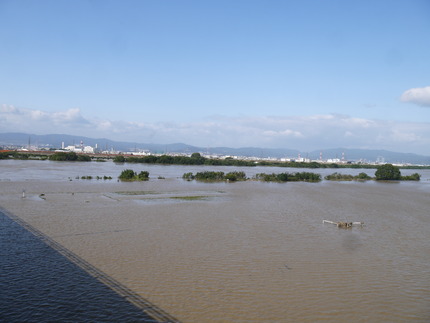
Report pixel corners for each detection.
[323,220,364,228]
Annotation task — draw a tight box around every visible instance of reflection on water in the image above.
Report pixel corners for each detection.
[0,161,429,322]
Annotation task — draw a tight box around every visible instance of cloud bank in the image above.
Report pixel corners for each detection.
[400,86,430,107]
[1,104,430,155]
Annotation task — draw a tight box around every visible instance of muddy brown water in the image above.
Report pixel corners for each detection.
[1,160,429,322]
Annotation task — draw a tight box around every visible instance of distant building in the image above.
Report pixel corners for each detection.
[376,156,385,164]
[126,151,150,156]
[327,158,341,163]
[83,146,95,153]
[64,145,94,153]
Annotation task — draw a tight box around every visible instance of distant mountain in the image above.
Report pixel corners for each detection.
[1,132,429,165]
[0,132,200,154]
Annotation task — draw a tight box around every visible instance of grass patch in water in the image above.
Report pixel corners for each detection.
[115,191,159,195]
[169,196,209,201]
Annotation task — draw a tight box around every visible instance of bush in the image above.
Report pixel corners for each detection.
[375,164,401,180]
[294,172,322,182]
[119,169,136,180]
[357,172,372,180]
[194,171,225,181]
[325,172,372,181]
[325,172,354,181]
[49,151,89,161]
[118,169,149,181]
[401,173,421,181]
[224,171,247,182]
[77,154,91,161]
[137,171,149,180]
[255,172,321,182]
[113,155,125,163]
[0,152,10,159]
[182,172,195,181]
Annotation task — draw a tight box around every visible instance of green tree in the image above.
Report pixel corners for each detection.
[401,173,421,181]
[118,169,150,181]
[66,152,78,161]
[157,155,174,164]
[194,171,225,181]
[77,154,91,161]
[0,152,9,159]
[190,152,206,165]
[375,164,401,180]
[137,171,149,180]
[118,169,136,180]
[356,172,372,180]
[113,155,125,163]
[225,171,247,182]
[182,172,195,181]
[49,151,84,161]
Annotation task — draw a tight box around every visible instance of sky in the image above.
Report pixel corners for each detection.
[1,0,430,155]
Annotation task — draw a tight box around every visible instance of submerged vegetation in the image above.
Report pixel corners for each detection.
[183,171,321,182]
[169,196,209,201]
[254,172,322,182]
[400,173,421,181]
[324,172,372,181]
[375,164,420,181]
[324,165,420,181]
[183,171,247,182]
[118,169,149,181]
[182,165,421,183]
[375,163,401,180]
[77,175,113,180]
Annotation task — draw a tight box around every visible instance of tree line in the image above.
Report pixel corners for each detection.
[112,153,429,170]
[113,153,255,166]
[48,152,91,161]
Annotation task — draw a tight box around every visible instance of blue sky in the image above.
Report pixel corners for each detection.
[1,0,430,154]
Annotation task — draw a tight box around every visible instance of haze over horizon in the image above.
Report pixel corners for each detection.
[1,1,429,155]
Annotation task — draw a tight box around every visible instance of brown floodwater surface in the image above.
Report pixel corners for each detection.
[1,160,429,322]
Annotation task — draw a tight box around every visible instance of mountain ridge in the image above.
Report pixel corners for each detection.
[1,132,429,165]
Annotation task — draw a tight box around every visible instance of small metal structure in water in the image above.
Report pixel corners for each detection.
[323,220,364,228]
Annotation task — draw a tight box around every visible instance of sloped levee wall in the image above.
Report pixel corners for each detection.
[0,208,179,323]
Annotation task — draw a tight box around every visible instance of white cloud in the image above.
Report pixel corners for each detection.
[0,105,91,133]
[0,104,21,114]
[1,105,430,154]
[52,108,88,124]
[30,110,47,120]
[262,129,304,138]
[400,86,430,107]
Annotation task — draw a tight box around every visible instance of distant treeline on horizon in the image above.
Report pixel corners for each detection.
[1,150,429,170]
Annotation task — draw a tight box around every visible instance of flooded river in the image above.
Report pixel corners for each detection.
[1,160,429,322]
